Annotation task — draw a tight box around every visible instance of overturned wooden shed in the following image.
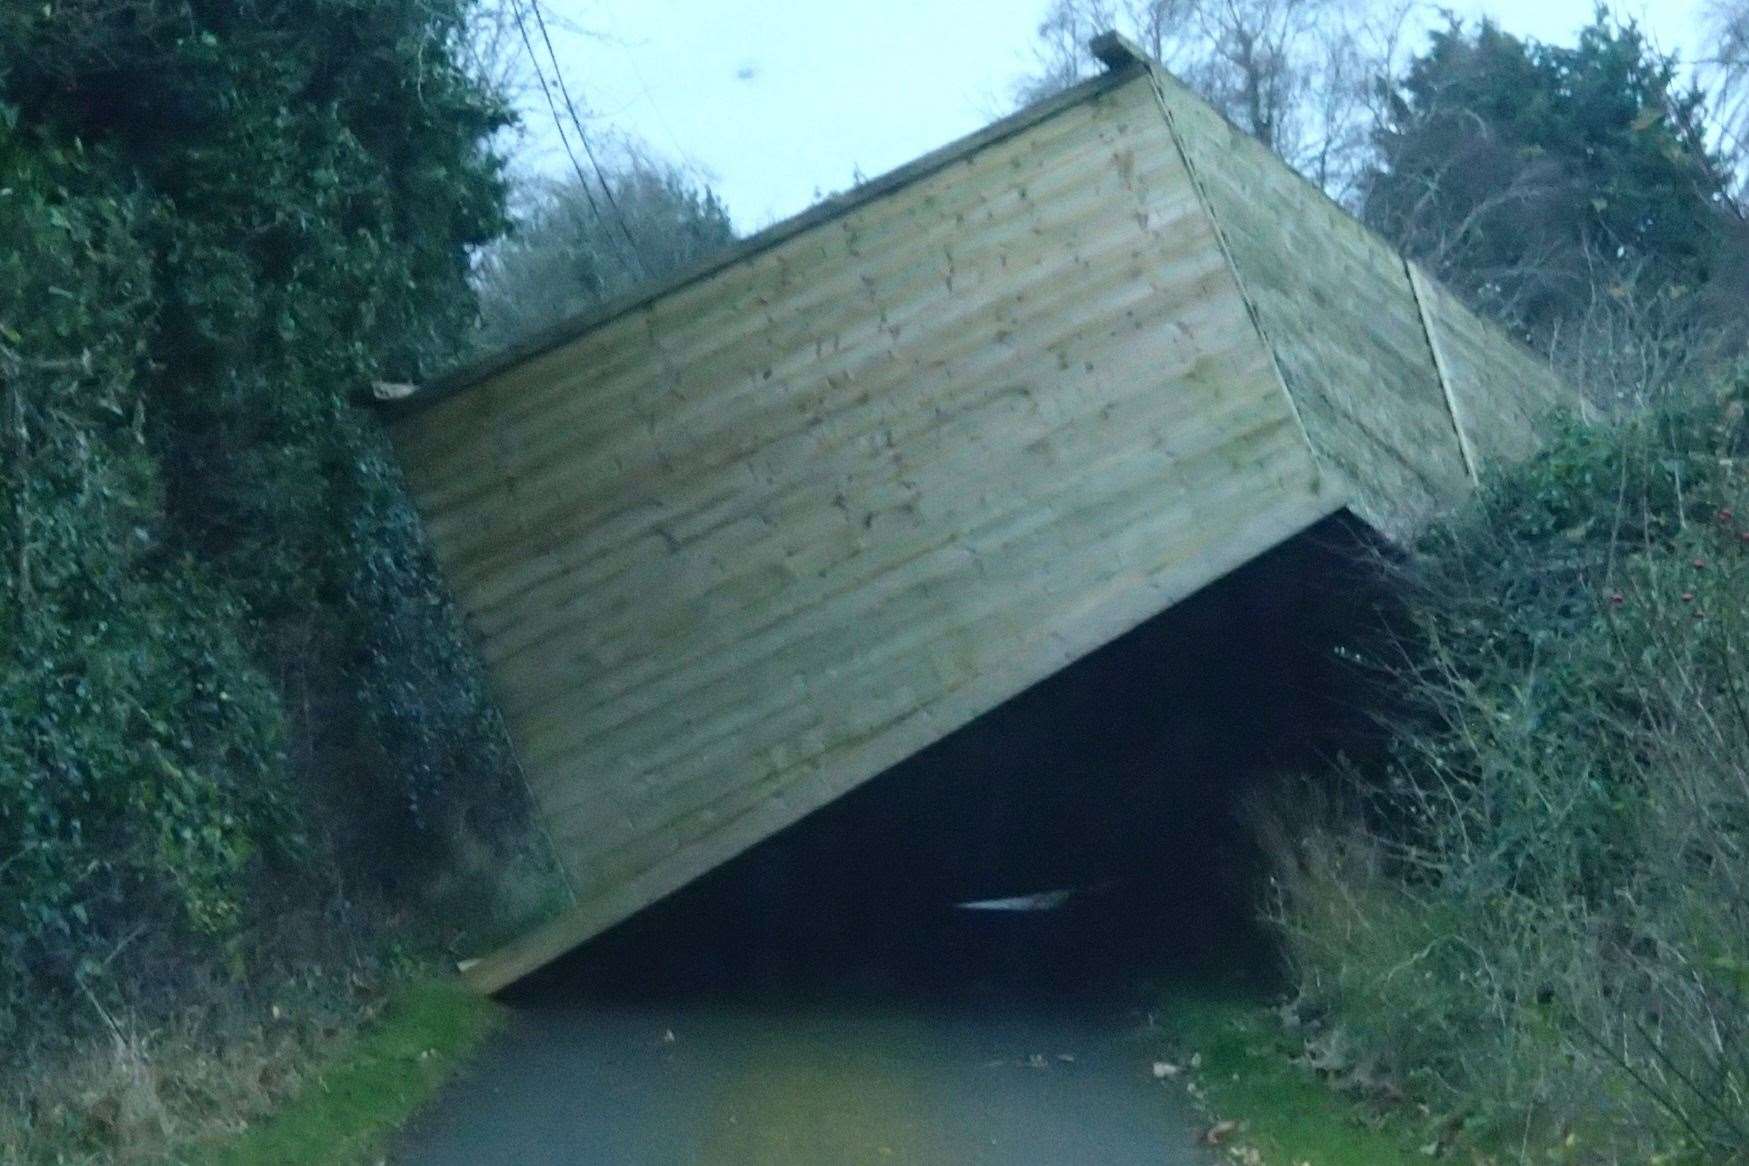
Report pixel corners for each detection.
[384,35,1566,993]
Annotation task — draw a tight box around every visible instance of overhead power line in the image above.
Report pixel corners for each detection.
[508,0,652,281]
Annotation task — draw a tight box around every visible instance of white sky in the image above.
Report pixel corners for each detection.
[527,0,1709,231]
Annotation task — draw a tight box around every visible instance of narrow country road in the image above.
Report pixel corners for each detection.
[392,984,1211,1165]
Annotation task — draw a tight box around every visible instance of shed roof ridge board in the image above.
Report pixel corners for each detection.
[392,60,1149,415]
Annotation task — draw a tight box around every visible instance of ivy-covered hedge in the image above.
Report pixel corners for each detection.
[0,131,296,1016]
[0,0,523,1034]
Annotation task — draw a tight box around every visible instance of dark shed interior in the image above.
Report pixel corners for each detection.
[510,511,1390,1001]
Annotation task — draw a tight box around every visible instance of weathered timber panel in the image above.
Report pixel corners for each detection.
[1148,70,1471,534]
[391,74,1336,990]
[1406,261,1569,473]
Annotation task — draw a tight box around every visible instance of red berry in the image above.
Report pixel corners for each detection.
[1610,593,1626,606]
[1721,509,1737,522]
[1682,592,1695,603]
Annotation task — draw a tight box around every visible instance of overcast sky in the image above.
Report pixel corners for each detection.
[528,0,1709,230]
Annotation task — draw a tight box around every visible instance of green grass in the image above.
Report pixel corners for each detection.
[188,977,502,1166]
[1158,985,1423,1165]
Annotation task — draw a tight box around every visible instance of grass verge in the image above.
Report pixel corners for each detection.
[189,977,502,1166]
[1156,984,1423,1165]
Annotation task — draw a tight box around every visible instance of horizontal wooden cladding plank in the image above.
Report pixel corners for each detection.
[419,66,1153,432]
[511,393,1307,811]
[395,81,1150,463]
[423,273,1232,665]
[398,84,1182,531]
[483,484,1345,989]
[420,182,1200,545]
[422,204,1218,600]
[487,336,1293,757]
[453,252,1241,655]
[529,415,1324,880]
[473,299,1278,707]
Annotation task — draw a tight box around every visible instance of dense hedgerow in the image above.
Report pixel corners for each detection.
[1274,381,1749,1161]
[0,0,531,1040]
[0,132,297,1023]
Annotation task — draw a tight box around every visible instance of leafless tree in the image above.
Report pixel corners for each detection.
[457,0,535,102]
[1703,0,1749,194]
[456,0,595,136]
[1017,0,1420,203]
[1022,0,1124,101]
[1546,250,1729,415]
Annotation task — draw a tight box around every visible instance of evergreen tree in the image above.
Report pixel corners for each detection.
[1365,14,1748,337]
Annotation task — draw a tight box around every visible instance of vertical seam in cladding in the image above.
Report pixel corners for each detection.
[1139,66,1326,494]
[1403,257,1481,484]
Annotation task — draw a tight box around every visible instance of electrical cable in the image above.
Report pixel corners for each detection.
[506,0,646,277]
[521,0,654,279]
